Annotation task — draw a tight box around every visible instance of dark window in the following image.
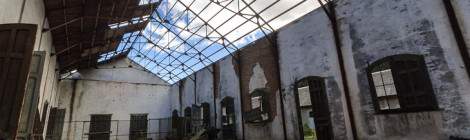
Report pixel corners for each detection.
[201,103,210,128]
[191,105,203,133]
[367,54,438,113]
[33,101,49,140]
[89,114,111,140]
[129,114,148,140]
[45,108,66,140]
[221,97,236,140]
[184,107,192,135]
[171,110,185,137]
[246,88,270,123]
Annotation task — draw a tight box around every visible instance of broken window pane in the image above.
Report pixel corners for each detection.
[388,97,401,109]
[379,99,389,110]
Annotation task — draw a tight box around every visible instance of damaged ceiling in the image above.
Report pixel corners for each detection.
[44,0,321,84]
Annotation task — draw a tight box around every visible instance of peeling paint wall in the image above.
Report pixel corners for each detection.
[452,0,470,54]
[238,36,285,140]
[180,75,196,111]
[168,0,470,140]
[148,0,470,140]
[216,56,244,139]
[196,67,217,126]
[336,0,470,139]
[168,36,288,140]
[277,8,350,140]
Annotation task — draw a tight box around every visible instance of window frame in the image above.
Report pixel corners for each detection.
[201,103,211,128]
[220,96,236,140]
[367,54,439,114]
[129,114,148,140]
[88,114,112,140]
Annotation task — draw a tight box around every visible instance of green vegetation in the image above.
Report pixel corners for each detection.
[303,124,317,140]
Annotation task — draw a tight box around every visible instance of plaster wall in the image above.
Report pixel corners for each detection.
[194,68,216,127]
[78,58,168,85]
[237,36,285,140]
[180,76,196,112]
[277,8,350,140]
[168,0,470,140]
[57,58,171,140]
[452,0,470,54]
[336,0,470,139]
[169,83,181,115]
[169,37,288,140]
[215,56,244,139]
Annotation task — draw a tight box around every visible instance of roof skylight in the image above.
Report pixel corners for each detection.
[101,0,321,84]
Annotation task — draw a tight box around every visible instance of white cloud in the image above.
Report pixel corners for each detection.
[138,0,320,82]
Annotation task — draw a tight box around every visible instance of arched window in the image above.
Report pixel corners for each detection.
[172,110,179,118]
[294,77,333,140]
[367,54,438,113]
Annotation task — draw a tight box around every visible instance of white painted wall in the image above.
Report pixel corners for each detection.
[78,58,168,85]
[58,58,171,140]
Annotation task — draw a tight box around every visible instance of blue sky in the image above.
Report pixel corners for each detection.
[100,0,320,84]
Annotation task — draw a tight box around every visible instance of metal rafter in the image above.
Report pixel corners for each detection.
[51,0,319,83]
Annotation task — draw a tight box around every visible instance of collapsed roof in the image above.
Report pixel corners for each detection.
[44,0,321,84]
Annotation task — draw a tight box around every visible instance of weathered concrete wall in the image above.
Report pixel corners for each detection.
[58,58,171,140]
[453,0,470,54]
[180,75,196,111]
[1,0,61,139]
[215,56,244,139]
[277,8,351,140]
[169,82,181,115]
[168,57,244,139]
[169,37,288,140]
[169,0,470,139]
[336,0,470,139]
[195,68,216,126]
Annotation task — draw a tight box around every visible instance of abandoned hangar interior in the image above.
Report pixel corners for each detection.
[0,0,470,140]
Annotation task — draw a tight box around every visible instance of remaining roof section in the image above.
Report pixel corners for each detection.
[45,0,321,84]
[44,0,160,73]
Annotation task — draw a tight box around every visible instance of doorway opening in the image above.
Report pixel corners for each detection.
[294,77,333,140]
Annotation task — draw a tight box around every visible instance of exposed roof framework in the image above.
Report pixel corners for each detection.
[45,0,323,84]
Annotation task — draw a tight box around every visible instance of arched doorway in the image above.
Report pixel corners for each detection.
[294,77,333,140]
[221,97,236,140]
